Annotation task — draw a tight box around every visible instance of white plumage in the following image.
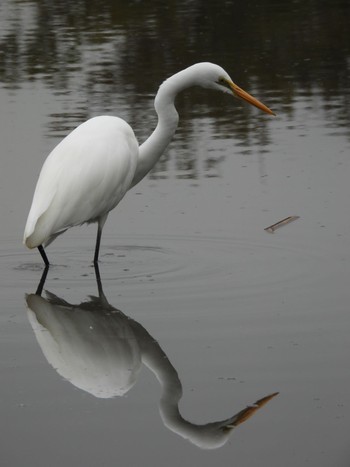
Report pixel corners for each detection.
[24,116,138,250]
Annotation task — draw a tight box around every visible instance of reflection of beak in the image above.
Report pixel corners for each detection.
[228,81,276,116]
[223,391,279,431]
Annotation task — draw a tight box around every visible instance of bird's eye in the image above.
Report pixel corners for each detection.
[217,77,231,89]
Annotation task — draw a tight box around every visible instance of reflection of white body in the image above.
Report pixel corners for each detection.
[27,289,277,449]
[27,293,141,398]
[23,62,274,265]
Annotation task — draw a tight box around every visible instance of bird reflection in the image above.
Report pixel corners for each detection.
[26,265,278,449]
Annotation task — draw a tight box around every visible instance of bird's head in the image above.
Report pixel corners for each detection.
[189,62,275,116]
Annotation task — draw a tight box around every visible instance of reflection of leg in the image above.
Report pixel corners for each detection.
[38,245,49,266]
[93,262,110,309]
[35,265,49,296]
[94,262,103,297]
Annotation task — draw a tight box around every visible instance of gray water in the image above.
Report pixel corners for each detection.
[1,1,350,466]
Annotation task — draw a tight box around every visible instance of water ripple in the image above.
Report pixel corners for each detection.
[6,232,329,301]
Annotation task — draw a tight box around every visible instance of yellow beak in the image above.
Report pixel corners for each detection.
[228,81,275,116]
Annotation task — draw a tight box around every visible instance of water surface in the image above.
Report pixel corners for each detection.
[1,1,350,466]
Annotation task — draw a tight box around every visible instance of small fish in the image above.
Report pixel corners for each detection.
[264,216,300,233]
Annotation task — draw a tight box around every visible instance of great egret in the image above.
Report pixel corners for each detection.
[23,62,274,265]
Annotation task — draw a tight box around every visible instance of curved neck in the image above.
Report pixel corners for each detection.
[130,70,193,188]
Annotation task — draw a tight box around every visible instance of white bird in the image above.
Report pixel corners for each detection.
[23,62,274,266]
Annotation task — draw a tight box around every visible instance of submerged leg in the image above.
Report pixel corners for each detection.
[93,214,108,264]
[38,245,50,267]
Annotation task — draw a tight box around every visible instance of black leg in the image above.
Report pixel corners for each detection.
[94,223,103,264]
[94,225,102,264]
[38,245,50,266]
[94,215,108,264]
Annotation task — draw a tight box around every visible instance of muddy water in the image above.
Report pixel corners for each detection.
[1,1,350,466]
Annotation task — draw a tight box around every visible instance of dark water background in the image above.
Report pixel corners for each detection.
[1,1,350,466]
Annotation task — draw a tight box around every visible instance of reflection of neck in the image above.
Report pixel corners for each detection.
[139,330,232,449]
[138,324,278,450]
